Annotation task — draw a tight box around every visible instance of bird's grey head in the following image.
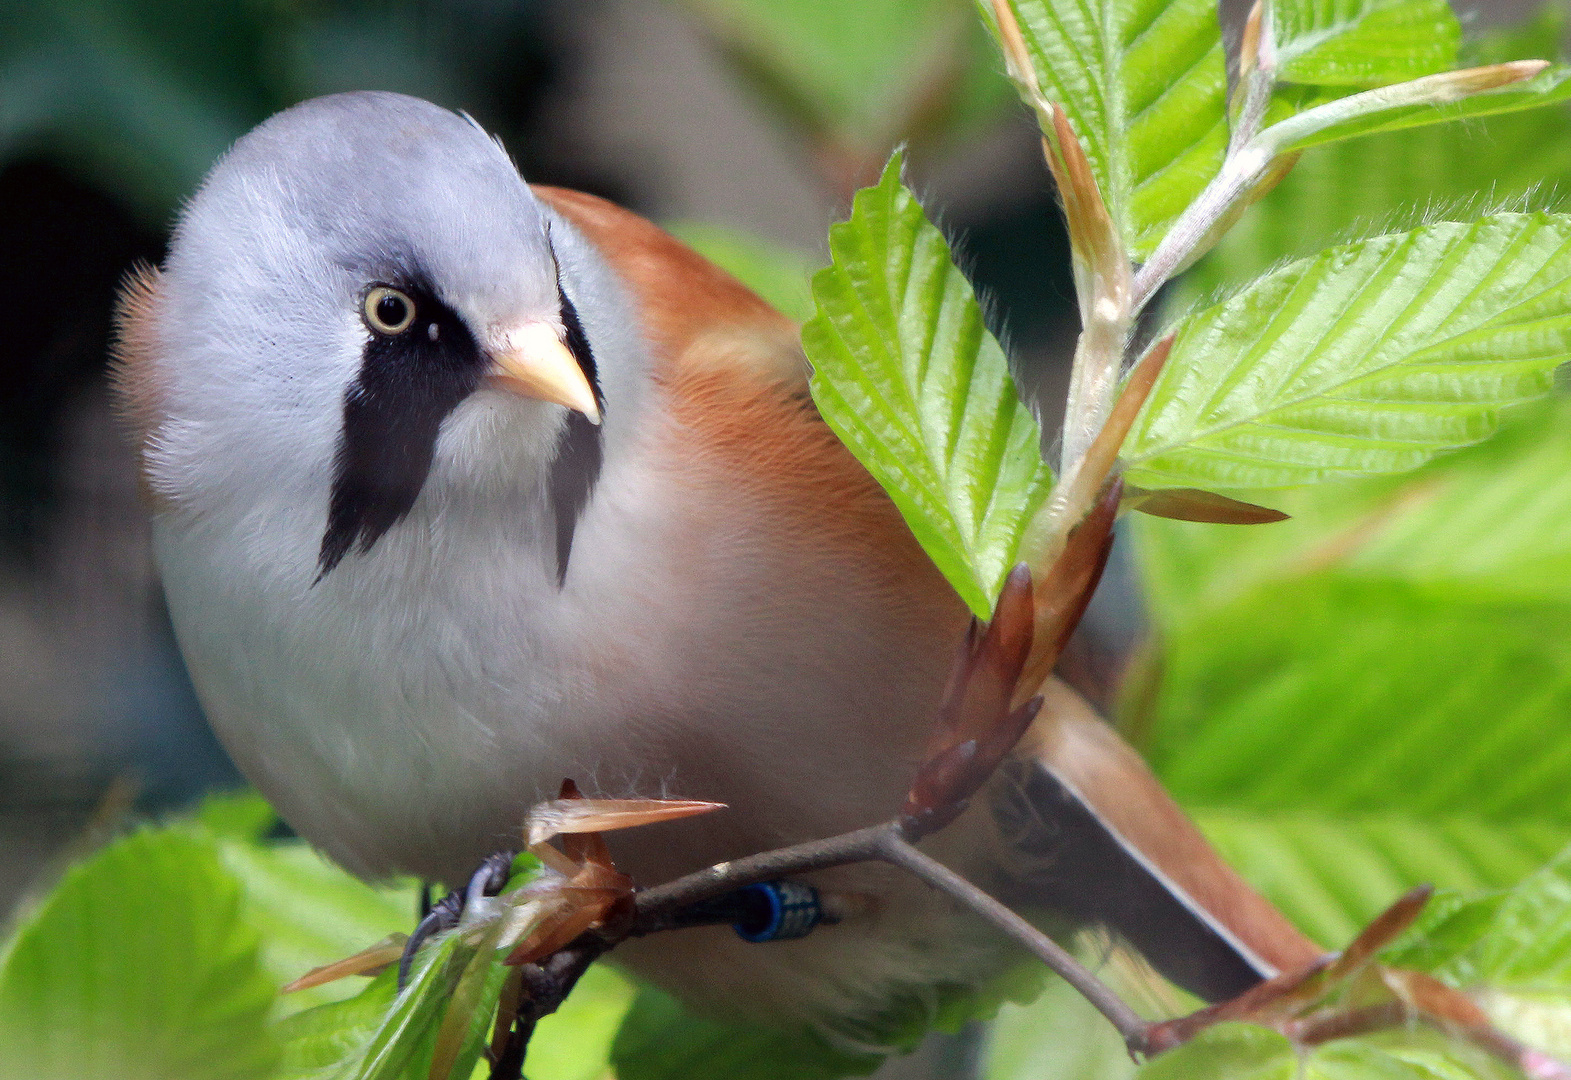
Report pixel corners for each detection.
[153,92,609,581]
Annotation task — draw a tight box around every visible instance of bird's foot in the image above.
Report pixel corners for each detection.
[398,850,517,989]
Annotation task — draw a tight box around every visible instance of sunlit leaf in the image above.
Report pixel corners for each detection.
[428,923,509,1080]
[1132,395,1571,638]
[219,838,416,1015]
[983,0,1228,257]
[281,931,471,1080]
[195,788,277,840]
[1130,398,1571,842]
[1376,847,1571,1060]
[275,969,398,1080]
[1300,1035,1514,1080]
[1273,0,1460,87]
[1125,214,1571,489]
[1338,400,1571,602]
[1195,809,1571,949]
[1144,574,1571,822]
[803,151,1052,616]
[1185,113,1571,304]
[985,945,1200,1080]
[1177,6,1571,302]
[1471,848,1571,992]
[985,974,1135,1080]
[0,827,278,1080]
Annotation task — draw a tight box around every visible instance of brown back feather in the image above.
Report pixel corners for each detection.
[533,186,806,387]
[1022,681,1325,976]
[538,184,948,595]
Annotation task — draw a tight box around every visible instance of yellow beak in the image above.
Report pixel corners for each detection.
[486,322,601,424]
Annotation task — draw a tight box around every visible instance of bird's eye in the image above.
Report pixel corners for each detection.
[364,287,415,335]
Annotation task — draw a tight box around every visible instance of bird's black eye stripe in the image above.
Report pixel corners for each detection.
[548,258,604,585]
[556,283,601,410]
[319,283,483,578]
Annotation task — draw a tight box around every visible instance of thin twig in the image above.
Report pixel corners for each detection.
[633,824,894,931]
[490,943,608,1080]
[877,829,1152,1053]
[486,815,1154,1072]
[1023,332,1172,572]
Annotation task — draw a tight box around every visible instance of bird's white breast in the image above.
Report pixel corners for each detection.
[153,384,950,886]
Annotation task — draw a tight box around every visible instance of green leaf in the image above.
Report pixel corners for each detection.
[985,810,1570,1076]
[195,787,278,840]
[1380,888,1509,984]
[985,0,1228,257]
[275,968,398,1080]
[218,838,416,1015]
[1137,1027,1506,1080]
[1136,1023,1295,1080]
[1334,400,1571,602]
[666,222,818,323]
[1274,0,1461,87]
[1194,809,1571,949]
[1302,1034,1514,1080]
[1472,847,1571,991]
[272,853,568,1080]
[428,925,510,1080]
[1183,106,1571,304]
[0,826,279,1080]
[1132,395,1571,635]
[1143,574,1571,822]
[610,984,881,1080]
[1124,213,1571,490]
[315,931,470,1080]
[985,974,1136,1080]
[1375,846,1571,1059]
[803,151,1052,616]
[527,965,638,1080]
[1176,7,1571,302]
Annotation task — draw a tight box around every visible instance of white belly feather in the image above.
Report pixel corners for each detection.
[153,390,1014,1039]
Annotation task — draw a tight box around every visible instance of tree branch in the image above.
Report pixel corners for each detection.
[877,830,1152,1053]
[486,815,1155,1080]
[632,824,893,933]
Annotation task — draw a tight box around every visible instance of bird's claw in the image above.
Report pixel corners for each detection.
[398,851,516,990]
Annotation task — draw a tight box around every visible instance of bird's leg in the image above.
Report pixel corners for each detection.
[397,851,516,990]
[668,880,834,941]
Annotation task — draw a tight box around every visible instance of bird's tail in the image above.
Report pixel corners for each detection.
[991,679,1323,1004]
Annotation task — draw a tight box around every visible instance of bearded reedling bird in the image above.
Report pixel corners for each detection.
[113,92,1318,1039]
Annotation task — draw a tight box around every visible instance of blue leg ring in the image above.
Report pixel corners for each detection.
[733,880,823,943]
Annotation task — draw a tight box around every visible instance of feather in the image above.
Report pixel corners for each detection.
[533,186,805,387]
[107,261,168,509]
[548,279,604,583]
[1000,680,1324,1001]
